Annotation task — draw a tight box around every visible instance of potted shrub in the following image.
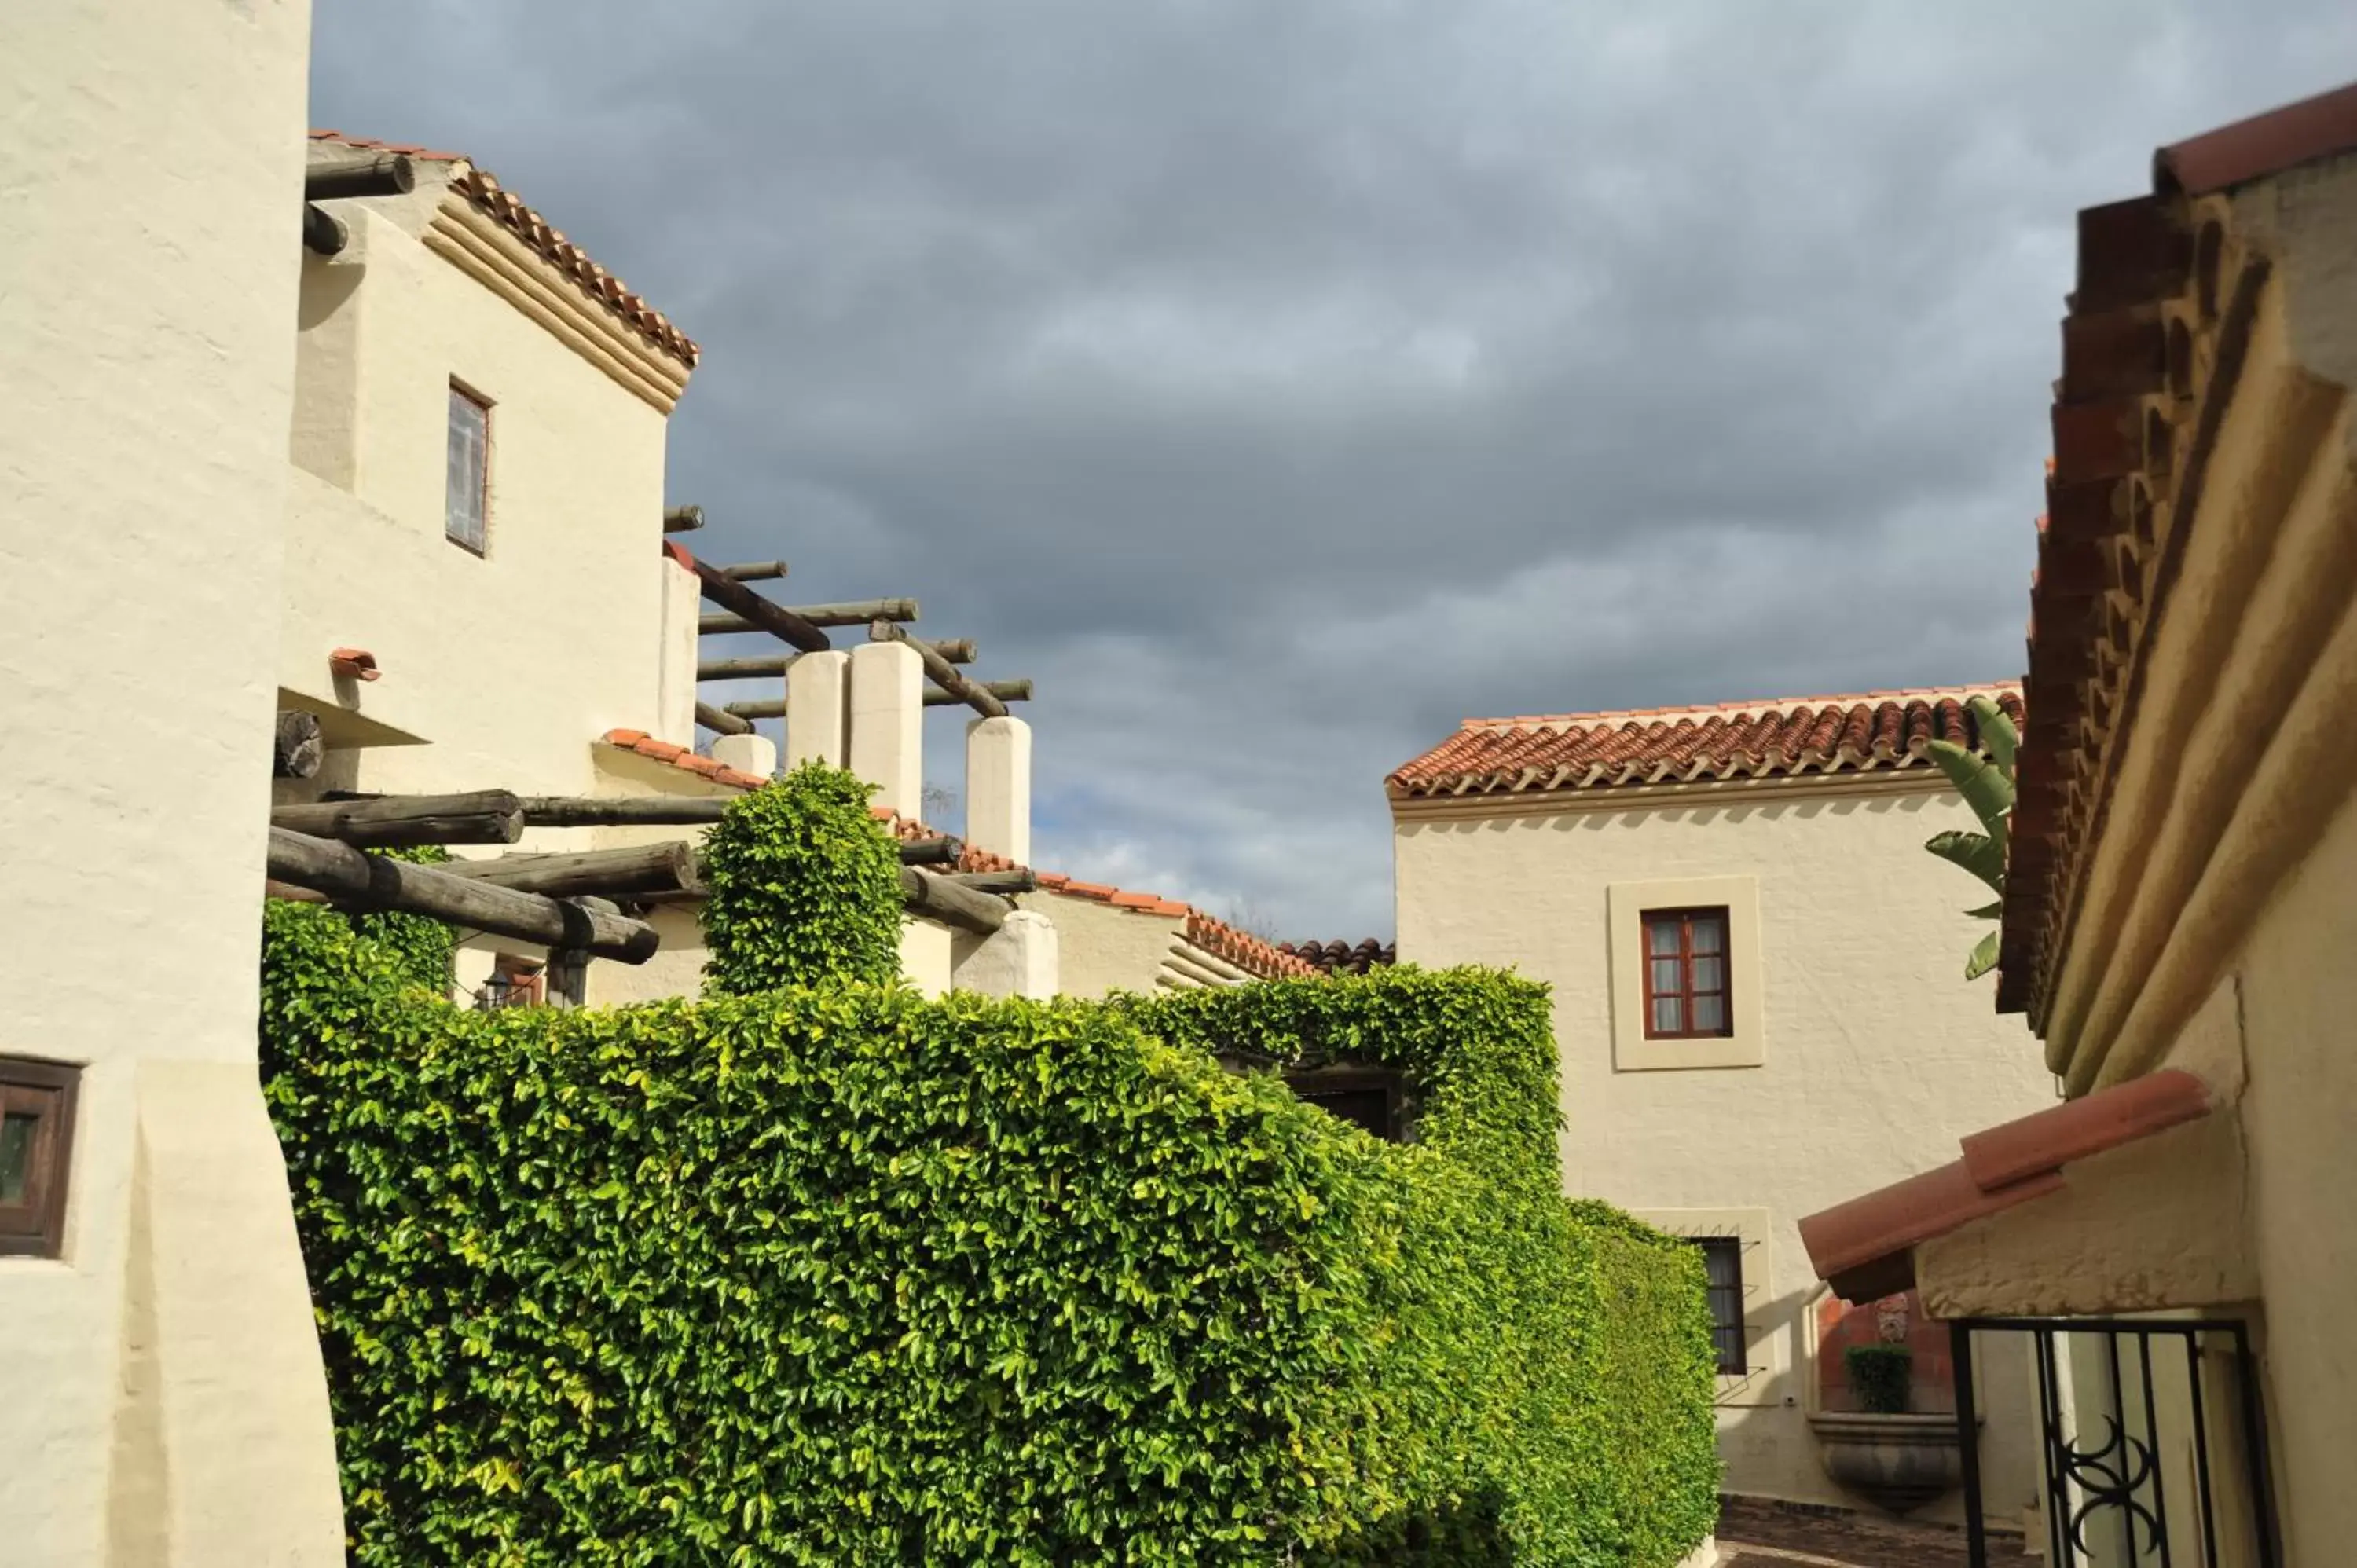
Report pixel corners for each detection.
[1845,1344,1913,1414]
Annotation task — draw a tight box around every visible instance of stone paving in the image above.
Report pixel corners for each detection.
[1715,1496,2037,1568]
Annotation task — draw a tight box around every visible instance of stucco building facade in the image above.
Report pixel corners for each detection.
[0,2,346,1561]
[1802,80,2357,1568]
[1391,689,2058,1533]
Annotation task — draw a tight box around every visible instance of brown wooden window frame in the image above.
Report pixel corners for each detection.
[0,1057,80,1259]
[1641,905,1733,1040]
[445,379,492,555]
[1690,1234,1747,1376]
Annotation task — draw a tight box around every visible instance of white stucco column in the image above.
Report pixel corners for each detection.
[784,650,850,769]
[849,640,922,818]
[955,909,1059,999]
[965,715,1032,866]
[709,731,776,779]
[653,552,701,748]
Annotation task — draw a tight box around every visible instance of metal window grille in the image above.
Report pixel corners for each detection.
[1950,1317,2283,1568]
[1691,1235,1746,1375]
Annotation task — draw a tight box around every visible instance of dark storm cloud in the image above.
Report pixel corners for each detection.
[310,0,2357,936]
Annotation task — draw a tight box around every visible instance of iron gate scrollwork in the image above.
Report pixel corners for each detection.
[1950,1317,2282,1568]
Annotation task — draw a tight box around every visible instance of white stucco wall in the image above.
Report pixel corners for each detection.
[1017,892,1189,999]
[0,2,345,1560]
[2229,784,2357,1561]
[280,192,677,800]
[1395,778,2058,1526]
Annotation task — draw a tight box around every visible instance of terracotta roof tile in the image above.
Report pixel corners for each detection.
[1389,687,2023,799]
[1282,939,1398,975]
[596,729,764,790]
[310,131,700,368]
[1798,1069,2212,1301]
[849,813,1321,982]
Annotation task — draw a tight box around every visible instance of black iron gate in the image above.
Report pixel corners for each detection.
[1951,1317,2282,1568]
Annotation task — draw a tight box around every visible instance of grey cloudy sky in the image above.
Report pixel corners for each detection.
[310,2,2355,941]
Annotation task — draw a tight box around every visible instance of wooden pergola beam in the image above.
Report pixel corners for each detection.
[948,869,1037,896]
[720,678,1028,722]
[273,710,324,779]
[717,561,789,581]
[662,505,705,533]
[272,790,525,848]
[868,621,1008,719]
[681,551,830,653]
[699,599,918,636]
[698,640,973,682]
[897,866,1010,936]
[513,796,962,866]
[302,205,346,256]
[304,152,415,202]
[266,828,659,963]
[695,701,752,737]
[434,841,706,903]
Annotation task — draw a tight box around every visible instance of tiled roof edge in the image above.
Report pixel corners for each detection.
[311,130,701,368]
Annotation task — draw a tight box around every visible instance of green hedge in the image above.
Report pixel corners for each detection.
[699,760,904,993]
[259,793,1715,1565]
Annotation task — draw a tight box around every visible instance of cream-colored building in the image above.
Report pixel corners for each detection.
[275,134,1080,1002]
[1803,80,2357,1568]
[0,2,346,1562]
[1390,689,2058,1533]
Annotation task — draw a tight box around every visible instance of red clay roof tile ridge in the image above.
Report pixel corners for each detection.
[596,728,764,791]
[1457,681,2023,731]
[310,131,701,368]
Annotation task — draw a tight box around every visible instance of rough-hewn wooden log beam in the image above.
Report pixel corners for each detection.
[273,710,324,779]
[717,561,789,581]
[948,869,1038,896]
[699,599,918,636]
[720,679,1028,722]
[514,796,961,865]
[698,640,973,682]
[681,551,830,653]
[898,866,1009,935]
[868,621,1008,719]
[436,841,705,902]
[301,204,346,256]
[519,796,732,827]
[305,152,416,202]
[662,505,704,533]
[272,790,525,848]
[266,828,659,963]
[695,701,752,736]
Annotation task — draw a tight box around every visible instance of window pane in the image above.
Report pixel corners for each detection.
[1646,917,1680,957]
[0,1112,35,1204]
[446,387,488,551]
[1689,914,1727,955]
[1650,995,1683,1035]
[1692,992,1727,1035]
[1693,954,1724,993]
[1649,957,1683,997]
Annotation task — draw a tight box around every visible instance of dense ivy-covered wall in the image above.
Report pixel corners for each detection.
[260,786,1715,1566]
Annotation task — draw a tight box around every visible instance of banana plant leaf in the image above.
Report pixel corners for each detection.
[1965,929,2000,980]
[1967,694,2018,775]
[1926,737,2014,852]
[1925,829,2005,896]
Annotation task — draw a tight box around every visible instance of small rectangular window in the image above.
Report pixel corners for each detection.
[1691,1236,1746,1376]
[1284,1066,1406,1143]
[0,1058,79,1258]
[1642,907,1732,1039]
[445,382,490,554]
